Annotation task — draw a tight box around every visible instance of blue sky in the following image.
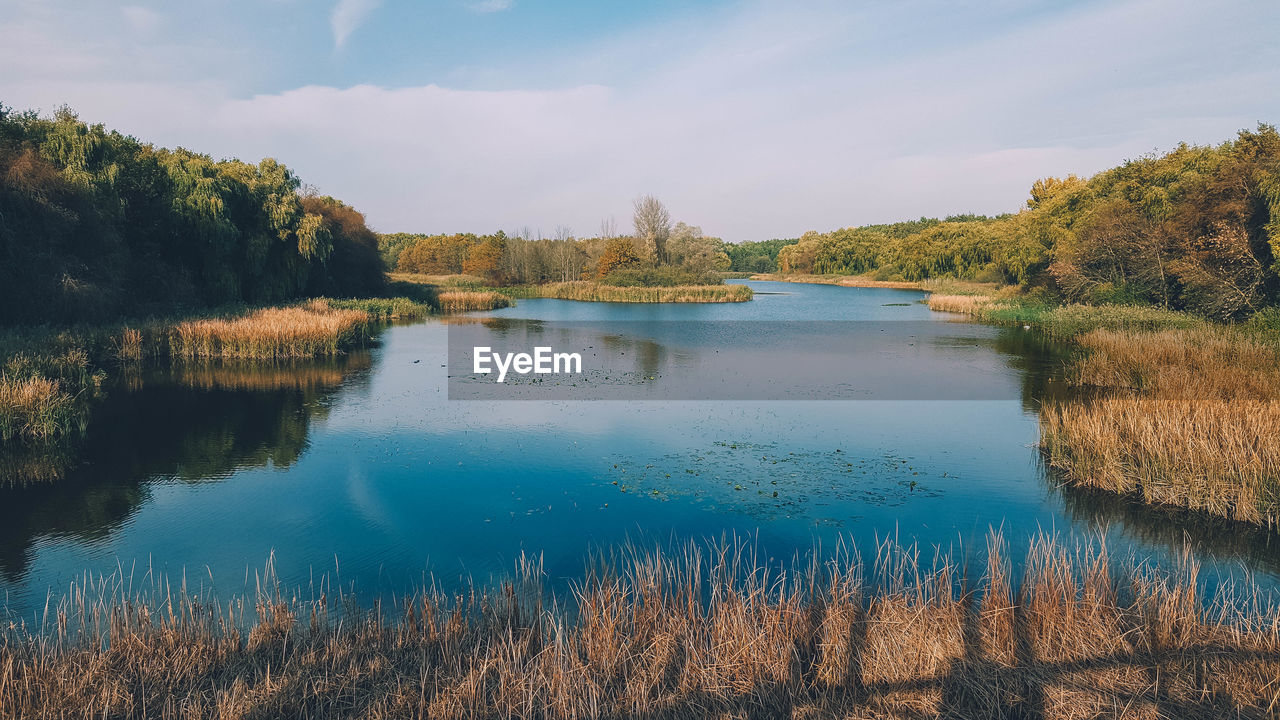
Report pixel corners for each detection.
[2,0,1278,241]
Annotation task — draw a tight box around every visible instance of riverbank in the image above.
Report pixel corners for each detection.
[0,298,430,444]
[391,272,754,304]
[2,534,1276,720]
[927,292,1280,528]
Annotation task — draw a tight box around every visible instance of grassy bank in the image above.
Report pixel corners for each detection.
[437,290,513,312]
[170,302,372,360]
[1041,327,1280,527]
[2,534,1277,719]
[0,298,428,444]
[751,272,925,290]
[517,280,753,303]
[391,272,754,304]
[928,292,1280,528]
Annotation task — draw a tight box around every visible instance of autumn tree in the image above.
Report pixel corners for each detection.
[633,195,671,263]
[463,232,507,283]
[596,237,642,278]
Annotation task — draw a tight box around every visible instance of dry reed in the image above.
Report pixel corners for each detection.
[436,290,513,313]
[927,294,994,314]
[1042,327,1280,527]
[169,302,371,360]
[528,281,753,303]
[0,348,97,442]
[2,535,1278,719]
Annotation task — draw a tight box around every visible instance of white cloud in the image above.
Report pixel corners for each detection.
[468,0,513,12]
[1,0,1277,240]
[121,5,161,37]
[331,0,382,49]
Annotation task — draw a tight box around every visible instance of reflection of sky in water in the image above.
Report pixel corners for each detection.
[1,281,1278,618]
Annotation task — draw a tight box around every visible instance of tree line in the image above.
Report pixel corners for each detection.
[777,125,1280,319]
[0,106,384,325]
[385,195,739,286]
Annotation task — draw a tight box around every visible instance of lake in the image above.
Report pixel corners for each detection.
[3,280,1278,618]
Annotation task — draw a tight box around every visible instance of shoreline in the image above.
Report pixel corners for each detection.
[3,534,1277,719]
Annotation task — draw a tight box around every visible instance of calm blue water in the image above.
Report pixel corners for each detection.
[2,280,1277,617]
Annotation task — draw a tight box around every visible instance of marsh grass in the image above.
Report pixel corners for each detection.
[388,272,490,289]
[520,281,753,303]
[169,302,371,360]
[926,294,995,315]
[2,534,1277,719]
[1042,327,1280,527]
[0,301,390,446]
[933,297,1206,338]
[0,347,101,442]
[324,296,431,320]
[436,290,513,313]
[390,272,753,305]
[750,272,925,290]
[926,294,1280,528]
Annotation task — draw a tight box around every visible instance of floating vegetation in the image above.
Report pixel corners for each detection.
[601,440,943,524]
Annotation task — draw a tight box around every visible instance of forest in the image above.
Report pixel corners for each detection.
[0,106,385,326]
[778,125,1280,320]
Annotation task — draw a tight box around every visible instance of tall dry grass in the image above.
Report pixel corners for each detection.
[927,294,994,314]
[436,290,513,313]
[529,281,753,303]
[1042,327,1280,527]
[1,535,1277,719]
[0,348,98,442]
[169,302,371,360]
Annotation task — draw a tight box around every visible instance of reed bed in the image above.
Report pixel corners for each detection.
[323,296,431,320]
[169,302,371,360]
[749,272,925,290]
[927,293,994,315]
[436,290,513,313]
[1042,397,1280,526]
[0,348,99,442]
[388,272,490,289]
[527,281,753,303]
[1041,327,1280,527]
[1,534,1277,719]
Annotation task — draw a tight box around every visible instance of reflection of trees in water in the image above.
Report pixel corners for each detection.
[0,355,369,581]
[987,328,1280,578]
[1053,475,1280,580]
[476,319,669,381]
[986,326,1079,413]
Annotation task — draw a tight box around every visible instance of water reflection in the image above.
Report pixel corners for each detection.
[1055,478,1280,579]
[0,354,370,580]
[0,281,1277,613]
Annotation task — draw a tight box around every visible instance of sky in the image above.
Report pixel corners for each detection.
[2,0,1278,241]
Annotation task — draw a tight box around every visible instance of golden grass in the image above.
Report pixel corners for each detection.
[527,281,753,303]
[1042,327,1280,527]
[0,375,75,442]
[2,535,1277,719]
[436,290,513,313]
[169,302,371,360]
[927,294,994,314]
[750,272,925,290]
[0,348,97,442]
[388,272,489,289]
[1042,398,1280,525]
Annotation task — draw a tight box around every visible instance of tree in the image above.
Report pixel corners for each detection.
[632,195,671,263]
[596,237,642,278]
[463,233,506,283]
[599,216,617,239]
